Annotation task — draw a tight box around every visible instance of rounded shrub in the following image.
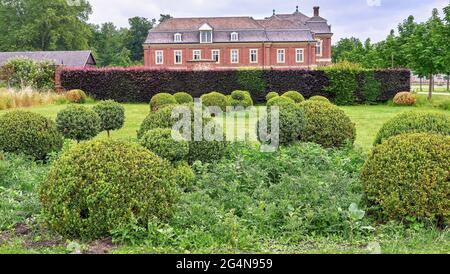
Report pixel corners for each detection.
[92,100,125,137]
[282,91,305,103]
[0,111,63,160]
[137,105,180,139]
[257,104,304,145]
[140,128,189,163]
[39,139,178,239]
[374,111,450,145]
[65,89,87,104]
[309,95,331,103]
[150,93,177,111]
[173,161,196,191]
[201,92,228,111]
[267,96,295,107]
[298,101,356,148]
[266,92,279,102]
[56,105,101,142]
[228,90,253,108]
[393,92,416,106]
[361,133,449,226]
[174,92,194,104]
[138,105,227,163]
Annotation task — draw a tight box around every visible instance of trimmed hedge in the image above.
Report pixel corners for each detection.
[228,90,253,108]
[267,96,295,107]
[140,128,189,163]
[201,92,228,111]
[0,111,63,160]
[92,100,125,137]
[174,92,194,104]
[393,92,416,106]
[56,105,101,142]
[66,89,87,104]
[39,139,178,239]
[361,133,449,226]
[282,91,305,103]
[59,68,410,105]
[298,101,356,148]
[374,111,450,145]
[150,93,177,111]
[266,92,279,101]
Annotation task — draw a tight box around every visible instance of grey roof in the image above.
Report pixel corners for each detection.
[145,10,332,45]
[0,51,96,67]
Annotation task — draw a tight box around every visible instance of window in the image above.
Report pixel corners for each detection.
[277,49,285,63]
[249,49,258,63]
[231,49,239,64]
[193,50,201,61]
[155,50,163,65]
[212,50,220,63]
[296,48,304,63]
[174,33,182,42]
[174,50,182,64]
[231,32,239,41]
[316,40,322,57]
[200,31,212,43]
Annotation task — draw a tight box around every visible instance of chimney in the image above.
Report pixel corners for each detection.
[314,6,320,17]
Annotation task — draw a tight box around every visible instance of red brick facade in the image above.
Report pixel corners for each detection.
[144,7,332,70]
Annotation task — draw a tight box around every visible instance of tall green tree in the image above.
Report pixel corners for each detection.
[90,23,130,67]
[0,0,92,51]
[126,17,155,62]
[442,5,450,91]
[405,8,446,99]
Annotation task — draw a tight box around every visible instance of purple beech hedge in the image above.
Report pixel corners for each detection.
[58,67,410,104]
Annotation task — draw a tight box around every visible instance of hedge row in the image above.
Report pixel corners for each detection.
[58,67,410,104]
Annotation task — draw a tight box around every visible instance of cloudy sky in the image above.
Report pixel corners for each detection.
[87,0,449,43]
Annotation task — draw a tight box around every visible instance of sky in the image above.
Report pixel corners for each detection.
[87,0,450,43]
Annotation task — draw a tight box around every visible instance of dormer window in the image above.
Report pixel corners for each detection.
[174,33,182,42]
[199,23,213,43]
[230,32,239,41]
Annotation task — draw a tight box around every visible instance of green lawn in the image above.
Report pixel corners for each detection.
[1,95,448,152]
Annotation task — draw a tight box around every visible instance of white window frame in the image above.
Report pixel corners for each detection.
[316,40,323,57]
[174,50,183,64]
[249,49,258,63]
[231,49,239,64]
[277,49,285,63]
[212,49,220,64]
[193,50,201,61]
[231,32,239,41]
[200,31,213,43]
[174,33,182,43]
[155,50,164,65]
[295,48,304,63]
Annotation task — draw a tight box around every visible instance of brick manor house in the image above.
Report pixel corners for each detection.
[143,6,332,70]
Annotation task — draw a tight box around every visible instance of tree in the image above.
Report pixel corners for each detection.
[126,17,155,62]
[159,14,173,24]
[90,22,130,67]
[0,0,92,51]
[405,9,446,100]
[442,5,450,91]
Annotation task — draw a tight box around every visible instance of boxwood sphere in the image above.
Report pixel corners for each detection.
[56,105,101,142]
[0,111,63,160]
[65,89,87,104]
[140,128,189,163]
[361,133,449,226]
[257,104,304,145]
[39,139,179,240]
[266,92,279,102]
[282,91,305,103]
[174,92,194,104]
[393,92,416,106]
[138,105,227,163]
[374,111,450,145]
[201,92,228,111]
[267,96,295,107]
[92,100,125,134]
[150,93,177,111]
[228,90,253,108]
[298,101,356,148]
[309,95,331,103]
